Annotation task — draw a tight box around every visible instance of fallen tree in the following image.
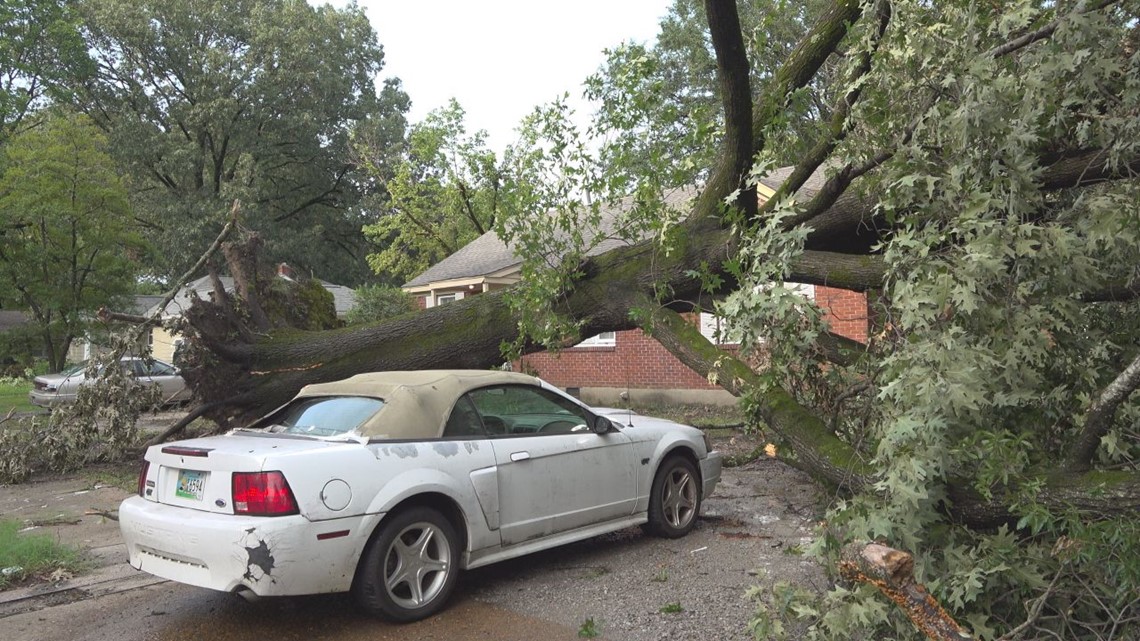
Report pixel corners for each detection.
[150,1,1137,638]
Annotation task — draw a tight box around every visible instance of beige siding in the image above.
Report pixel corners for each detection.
[151,327,179,363]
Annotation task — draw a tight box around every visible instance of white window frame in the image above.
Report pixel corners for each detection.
[432,291,464,307]
[573,331,616,348]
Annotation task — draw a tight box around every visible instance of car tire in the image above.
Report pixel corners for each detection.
[353,506,461,622]
[644,456,701,538]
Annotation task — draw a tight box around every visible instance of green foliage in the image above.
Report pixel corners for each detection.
[361,100,506,285]
[0,518,86,589]
[734,2,1140,639]
[0,0,92,137]
[0,335,161,484]
[585,0,835,185]
[577,617,601,638]
[263,278,339,331]
[496,96,693,356]
[72,0,409,285]
[345,284,416,325]
[659,602,684,614]
[0,110,141,371]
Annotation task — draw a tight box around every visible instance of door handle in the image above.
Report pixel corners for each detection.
[510,451,530,462]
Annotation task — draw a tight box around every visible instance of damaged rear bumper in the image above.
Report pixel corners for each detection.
[119,496,377,596]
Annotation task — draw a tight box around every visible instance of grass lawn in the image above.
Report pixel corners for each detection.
[0,380,35,415]
[0,519,86,589]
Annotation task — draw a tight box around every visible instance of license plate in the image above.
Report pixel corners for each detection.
[175,469,207,501]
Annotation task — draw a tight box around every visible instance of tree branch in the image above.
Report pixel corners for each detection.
[839,542,973,641]
[1065,352,1140,472]
[705,0,755,220]
[758,0,891,223]
[985,0,1120,59]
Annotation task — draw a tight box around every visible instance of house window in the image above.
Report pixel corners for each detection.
[433,291,464,307]
[700,313,739,346]
[574,332,616,348]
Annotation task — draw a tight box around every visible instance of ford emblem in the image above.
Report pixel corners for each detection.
[215,499,227,508]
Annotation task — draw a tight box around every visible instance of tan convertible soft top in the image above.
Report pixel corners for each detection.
[293,370,541,439]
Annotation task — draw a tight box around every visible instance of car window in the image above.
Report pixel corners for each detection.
[148,361,176,376]
[261,396,384,437]
[467,385,589,435]
[442,396,487,438]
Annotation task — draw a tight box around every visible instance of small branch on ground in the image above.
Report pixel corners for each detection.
[839,542,974,641]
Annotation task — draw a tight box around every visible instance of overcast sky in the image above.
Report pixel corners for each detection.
[348,0,672,152]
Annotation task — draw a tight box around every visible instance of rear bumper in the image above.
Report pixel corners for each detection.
[28,391,70,408]
[700,451,723,500]
[119,496,378,596]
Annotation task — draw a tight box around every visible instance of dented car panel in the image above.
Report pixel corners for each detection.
[119,370,722,611]
[120,497,379,595]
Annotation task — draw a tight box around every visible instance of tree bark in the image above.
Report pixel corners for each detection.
[839,542,973,641]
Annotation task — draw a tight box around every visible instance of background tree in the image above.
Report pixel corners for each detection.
[360,100,507,285]
[144,1,1139,638]
[70,0,408,286]
[0,111,140,371]
[344,284,416,325]
[585,0,835,189]
[0,0,92,139]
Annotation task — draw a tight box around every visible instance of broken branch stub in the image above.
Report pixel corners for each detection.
[839,542,973,641]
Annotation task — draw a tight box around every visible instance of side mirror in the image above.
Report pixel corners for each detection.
[593,415,615,434]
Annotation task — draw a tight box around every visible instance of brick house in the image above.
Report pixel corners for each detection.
[403,169,868,405]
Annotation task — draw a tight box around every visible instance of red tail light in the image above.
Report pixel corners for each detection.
[232,471,299,516]
[137,460,150,497]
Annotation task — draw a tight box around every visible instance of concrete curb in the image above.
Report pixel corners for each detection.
[0,543,166,618]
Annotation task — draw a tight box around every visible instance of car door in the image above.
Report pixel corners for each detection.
[467,385,637,546]
[146,360,185,402]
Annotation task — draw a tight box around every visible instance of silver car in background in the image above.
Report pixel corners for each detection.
[29,357,191,408]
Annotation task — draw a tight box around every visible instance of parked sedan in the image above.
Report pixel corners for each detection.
[29,357,192,408]
[119,370,722,622]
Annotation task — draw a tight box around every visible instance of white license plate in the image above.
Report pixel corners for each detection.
[175,469,207,501]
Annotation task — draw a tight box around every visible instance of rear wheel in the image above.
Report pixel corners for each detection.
[644,456,701,538]
[353,506,460,622]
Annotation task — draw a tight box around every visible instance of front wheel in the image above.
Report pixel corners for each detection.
[644,456,701,538]
[353,506,460,622]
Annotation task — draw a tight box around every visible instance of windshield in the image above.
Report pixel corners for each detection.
[259,396,384,437]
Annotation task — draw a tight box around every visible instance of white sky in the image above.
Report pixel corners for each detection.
[351,0,672,152]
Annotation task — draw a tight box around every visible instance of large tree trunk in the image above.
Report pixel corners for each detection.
[171,0,1140,528]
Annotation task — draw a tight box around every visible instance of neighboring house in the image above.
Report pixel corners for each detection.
[70,264,356,364]
[404,169,869,406]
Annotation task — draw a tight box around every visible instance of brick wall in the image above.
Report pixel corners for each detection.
[523,289,869,390]
[815,286,868,342]
[519,316,724,390]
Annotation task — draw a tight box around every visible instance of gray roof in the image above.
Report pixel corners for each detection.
[756,164,831,196]
[147,275,356,319]
[131,295,164,316]
[404,186,699,288]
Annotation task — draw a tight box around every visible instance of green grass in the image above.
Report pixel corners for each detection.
[0,380,35,416]
[0,519,87,589]
[577,617,601,638]
[659,602,684,614]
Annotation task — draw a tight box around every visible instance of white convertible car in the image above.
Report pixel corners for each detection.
[119,370,723,622]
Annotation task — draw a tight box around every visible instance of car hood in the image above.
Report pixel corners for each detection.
[35,372,82,384]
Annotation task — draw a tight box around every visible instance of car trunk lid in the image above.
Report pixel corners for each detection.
[145,433,343,515]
